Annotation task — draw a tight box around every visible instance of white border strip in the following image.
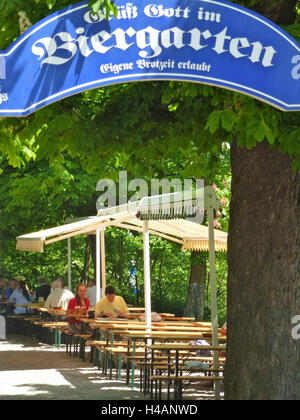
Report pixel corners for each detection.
[0,72,298,115]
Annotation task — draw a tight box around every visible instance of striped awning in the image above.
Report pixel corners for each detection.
[182,239,227,252]
[16,193,227,253]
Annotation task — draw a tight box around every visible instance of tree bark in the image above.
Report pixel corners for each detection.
[225,140,300,399]
[184,251,206,321]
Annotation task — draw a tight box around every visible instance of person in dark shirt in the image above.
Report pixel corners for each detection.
[35,277,51,302]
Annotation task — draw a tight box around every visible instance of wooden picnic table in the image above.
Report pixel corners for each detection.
[128,308,145,312]
[146,343,226,400]
[119,330,212,389]
[160,316,195,321]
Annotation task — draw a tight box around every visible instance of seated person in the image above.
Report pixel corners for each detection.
[95,285,130,319]
[66,283,91,333]
[35,277,51,303]
[5,279,17,300]
[44,279,72,311]
[86,279,97,307]
[9,280,34,315]
[56,276,74,300]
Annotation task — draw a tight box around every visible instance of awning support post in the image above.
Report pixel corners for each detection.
[207,197,220,401]
[101,228,106,299]
[143,221,152,329]
[67,237,72,291]
[96,228,101,304]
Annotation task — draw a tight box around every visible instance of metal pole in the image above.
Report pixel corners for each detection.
[96,228,101,304]
[143,221,152,329]
[100,228,106,299]
[67,238,72,291]
[207,202,220,400]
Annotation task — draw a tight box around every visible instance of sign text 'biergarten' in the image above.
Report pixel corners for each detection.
[1,0,300,116]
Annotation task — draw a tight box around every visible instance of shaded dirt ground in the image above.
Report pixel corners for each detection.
[0,333,149,400]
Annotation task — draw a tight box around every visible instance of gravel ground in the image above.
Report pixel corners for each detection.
[0,333,149,401]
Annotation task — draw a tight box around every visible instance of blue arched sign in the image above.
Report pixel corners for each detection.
[0,0,300,116]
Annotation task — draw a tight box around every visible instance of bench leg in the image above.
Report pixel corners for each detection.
[117,355,122,381]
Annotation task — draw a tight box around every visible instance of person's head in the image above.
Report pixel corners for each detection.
[18,280,30,300]
[39,277,49,286]
[88,279,96,288]
[52,279,62,290]
[76,283,87,300]
[9,280,17,291]
[105,285,116,303]
[56,277,66,288]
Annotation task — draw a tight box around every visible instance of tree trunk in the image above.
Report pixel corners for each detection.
[184,251,206,321]
[225,140,300,399]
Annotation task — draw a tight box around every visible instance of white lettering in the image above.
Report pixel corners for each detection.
[292,55,300,79]
[0,92,8,105]
[213,27,231,55]
[188,28,212,51]
[249,42,277,67]
[291,315,300,340]
[31,22,278,68]
[229,37,250,59]
[0,56,6,79]
[84,10,107,24]
[111,27,136,51]
[261,46,277,67]
[76,27,93,57]
[198,7,221,23]
[84,3,137,23]
[144,4,190,19]
[91,30,113,54]
[100,61,133,74]
[136,58,175,71]
[32,33,78,67]
[136,26,162,58]
[161,27,185,50]
[178,60,211,72]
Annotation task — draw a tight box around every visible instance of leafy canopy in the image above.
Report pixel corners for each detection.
[0,0,300,173]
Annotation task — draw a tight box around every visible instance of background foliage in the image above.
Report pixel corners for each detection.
[1,0,299,321]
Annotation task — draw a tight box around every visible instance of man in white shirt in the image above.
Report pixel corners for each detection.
[44,279,73,310]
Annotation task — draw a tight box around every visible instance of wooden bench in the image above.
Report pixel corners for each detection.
[149,374,224,400]
[72,333,92,359]
[6,315,29,334]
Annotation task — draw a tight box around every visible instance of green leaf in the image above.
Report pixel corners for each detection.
[46,0,56,9]
[205,111,221,134]
[221,109,238,132]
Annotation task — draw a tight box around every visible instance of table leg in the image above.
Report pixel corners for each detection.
[130,338,136,390]
[174,350,179,400]
[167,350,171,400]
